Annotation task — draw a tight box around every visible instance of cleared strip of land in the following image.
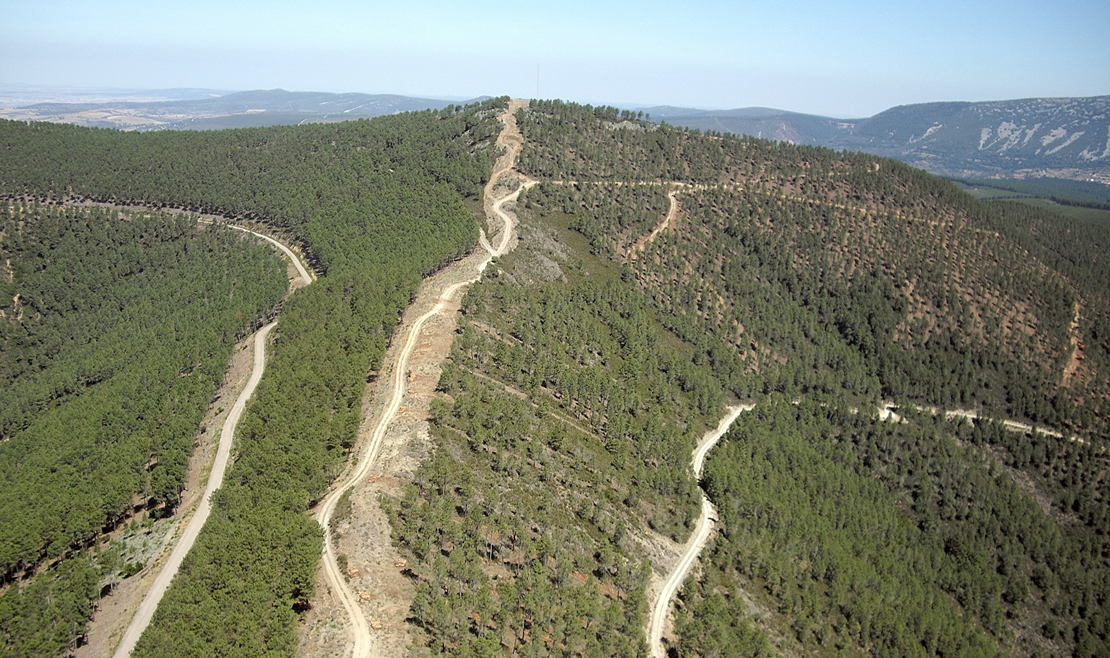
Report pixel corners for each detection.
[311,101,530,658]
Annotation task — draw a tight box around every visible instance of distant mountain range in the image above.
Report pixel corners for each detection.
[642,96,1110,181]
[0,89,487,131]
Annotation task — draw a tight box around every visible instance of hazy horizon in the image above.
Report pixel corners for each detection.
[2,0,1107,118]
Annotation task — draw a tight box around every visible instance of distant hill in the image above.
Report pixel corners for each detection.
[0,84,230,104]
[0,88,489,131]
[639,105,853,144]
[647,96,1110,181]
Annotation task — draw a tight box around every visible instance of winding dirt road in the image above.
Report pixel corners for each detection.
[649,405,751,658]
[199,219,314,286]
[647,395,1087,657]
[112,225,312,657]
[633,187,680,255]
[312,101,531,658]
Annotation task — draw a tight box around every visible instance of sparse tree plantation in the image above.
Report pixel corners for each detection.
[517,100,1110,437]
[510,100,1110,656]
[385,270,732,655]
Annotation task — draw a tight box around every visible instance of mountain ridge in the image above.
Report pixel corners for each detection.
[642,95,1110,181]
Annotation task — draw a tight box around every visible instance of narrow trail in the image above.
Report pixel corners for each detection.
[312,100,530,658]
[631,187,680,255]
[648,405,751,658]
[112,225,313,657]
[879,402,1090,445]
[549,178,950,234]
[1061,301,1083,387]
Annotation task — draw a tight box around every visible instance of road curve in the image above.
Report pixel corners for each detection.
[649,404,751,658]
[113,321,277,658]
[313,102,529,658]
[633,187,680,255]
[198,220,314,286]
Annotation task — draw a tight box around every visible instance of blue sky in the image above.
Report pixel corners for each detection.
[2,0,1107,117]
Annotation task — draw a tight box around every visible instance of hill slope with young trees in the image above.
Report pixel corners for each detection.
[518,100,1110,438]
[488,100,1109,657]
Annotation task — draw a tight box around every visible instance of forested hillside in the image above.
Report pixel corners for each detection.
[383,185,739,655]
[0,101,501,657]
[497,100,1109,656]
[3,97,1108,657]
[685,399,1110,657]
[518,100,1110,437]
[0,204,288,657]
[0,108,492,273]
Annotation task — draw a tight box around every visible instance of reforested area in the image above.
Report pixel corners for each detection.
[510,101,1109,656]
[129,107,498,658]
[5,96,1108,657]
[0,204,288,656]
[517,99,1110,437]
[0,102,501,657]
[381,182,744,654]
[681,399,1110,657]
[0,109,492,274]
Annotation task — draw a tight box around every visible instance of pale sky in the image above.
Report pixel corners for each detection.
[2,0,1107,117]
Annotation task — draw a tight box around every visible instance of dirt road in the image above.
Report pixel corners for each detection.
[879,402,1082,443]
[110,224,312,657]
[198,219,314,286]
[112,321,276,657]
[633,187,680,255]
[649,405,750,658]
[311,100,530,658]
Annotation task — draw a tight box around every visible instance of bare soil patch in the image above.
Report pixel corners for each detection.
[1061,301,1083,387]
